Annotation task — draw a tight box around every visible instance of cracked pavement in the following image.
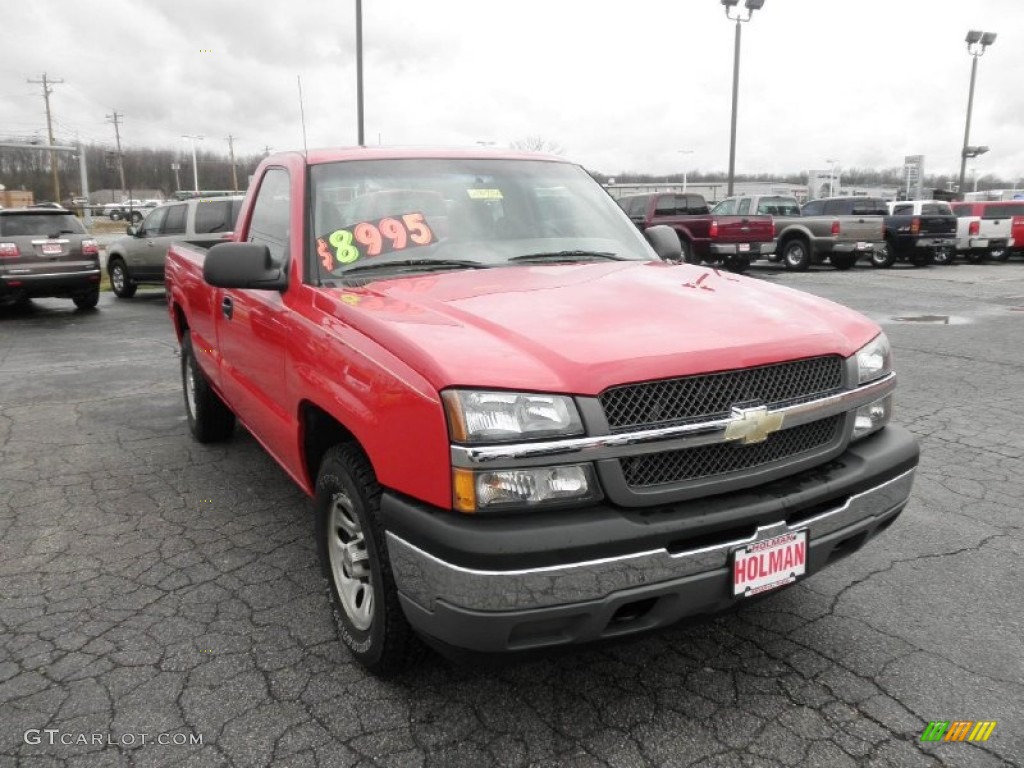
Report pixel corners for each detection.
[1,263,1022,768]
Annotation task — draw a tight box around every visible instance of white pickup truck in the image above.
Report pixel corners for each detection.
[951,201,1014,262]
[106,196,243,297]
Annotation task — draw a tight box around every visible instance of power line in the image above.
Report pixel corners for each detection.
[27,73,63,201]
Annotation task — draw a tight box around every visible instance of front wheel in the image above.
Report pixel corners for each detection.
[871,243,897,268]
[181,334,235,443]
[781,239,811,271]
[108,258,138,298]
[72,287,99,310]
[315,444,420,676]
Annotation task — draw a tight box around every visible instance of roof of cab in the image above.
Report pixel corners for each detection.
[267,146,572,166]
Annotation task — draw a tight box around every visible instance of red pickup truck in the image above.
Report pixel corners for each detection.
[165,148,918,675]
[617,191,776,272]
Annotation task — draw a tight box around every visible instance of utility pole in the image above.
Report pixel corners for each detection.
[28,73,64,202]
[226,135,239,192]
[106,111,127,198]
[263,145,272,157]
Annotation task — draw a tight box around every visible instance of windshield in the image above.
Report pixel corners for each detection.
[755,197,801,216]
[0,213,86,236]
[309,158,655,280]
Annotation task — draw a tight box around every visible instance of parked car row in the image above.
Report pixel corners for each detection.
[617,191,1020,272]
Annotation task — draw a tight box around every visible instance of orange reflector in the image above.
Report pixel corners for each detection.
[452,468,477,514]
[441,391,468,442]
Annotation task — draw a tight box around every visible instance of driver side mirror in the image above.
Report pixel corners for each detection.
[203,242,288,291]
[644,225,683,262]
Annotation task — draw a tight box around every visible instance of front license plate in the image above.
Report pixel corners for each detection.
[41,243,62,255]
[856,241,870,250]
[738,243,750,252]
[732,530,807,596]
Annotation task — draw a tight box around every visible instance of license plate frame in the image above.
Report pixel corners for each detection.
[732,530,808,597]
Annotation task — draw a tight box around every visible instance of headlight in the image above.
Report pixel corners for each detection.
[442,390,584,443]
[452,464,600,513]
[856,333,892,384]
[852,394,892,441]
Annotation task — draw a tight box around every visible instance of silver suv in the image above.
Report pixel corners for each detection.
[0,209,101,308]
[106,196,244,297]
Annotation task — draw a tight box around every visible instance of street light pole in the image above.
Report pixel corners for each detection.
[957,30,996,199]
[826,158,838,197]
[355,0,365,147]
[678,149,694,192]
[721,0,764,197]
[182,134,203,192]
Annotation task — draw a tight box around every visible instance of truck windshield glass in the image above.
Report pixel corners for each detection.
[309,158,654,279]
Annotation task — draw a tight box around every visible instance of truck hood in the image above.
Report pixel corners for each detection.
[315,262,879,394]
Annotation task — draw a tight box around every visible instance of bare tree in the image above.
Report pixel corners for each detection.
[509,135,565,155]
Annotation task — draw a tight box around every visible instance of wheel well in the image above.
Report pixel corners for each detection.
[780,233,808,249]
[300,401,359,490]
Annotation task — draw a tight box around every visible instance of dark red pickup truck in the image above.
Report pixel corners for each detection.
[617,191,775,272]
[165,148,918,675]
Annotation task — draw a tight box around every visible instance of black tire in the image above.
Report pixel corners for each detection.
[871,242,897,269]
[108,258,137,298]
[933,248,956,266]
[726,255,750,274]
[830,254,858,271]
[679,239,695,264]
[72,287,100,310]
[989,248,1009,262]
[315,444,420,676]
[781,238,811,271]
[181,334,235,443]
[130,211,143,223]
[909,251,932,268]
[109,210,122,221]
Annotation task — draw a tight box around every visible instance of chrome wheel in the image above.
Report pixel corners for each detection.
[111,264,125,293]
[327,489,374,631]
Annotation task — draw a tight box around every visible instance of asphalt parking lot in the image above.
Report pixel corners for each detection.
[1,262,1022,768]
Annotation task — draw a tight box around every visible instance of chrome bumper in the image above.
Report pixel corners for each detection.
[387,467,916,614]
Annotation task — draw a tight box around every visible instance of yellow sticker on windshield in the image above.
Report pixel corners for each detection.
[466,189,503,200]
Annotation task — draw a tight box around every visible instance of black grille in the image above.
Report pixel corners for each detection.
[620,416,843,488]
[600,356,844,432]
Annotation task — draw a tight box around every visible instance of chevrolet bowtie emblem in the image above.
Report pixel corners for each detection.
[723,406,784,445]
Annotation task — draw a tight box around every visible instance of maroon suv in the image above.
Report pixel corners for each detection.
[0,208,101,308]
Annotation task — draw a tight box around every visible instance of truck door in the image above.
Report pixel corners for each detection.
[214,168,294,454]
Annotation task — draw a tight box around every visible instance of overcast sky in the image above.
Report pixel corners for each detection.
[2,0,1022,180]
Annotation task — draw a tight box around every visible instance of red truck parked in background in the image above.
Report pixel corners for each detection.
[617,191,775,272]
[165,148,918,675]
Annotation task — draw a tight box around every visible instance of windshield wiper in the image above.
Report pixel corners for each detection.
[508,250,625,263]
[343,258,489,276]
